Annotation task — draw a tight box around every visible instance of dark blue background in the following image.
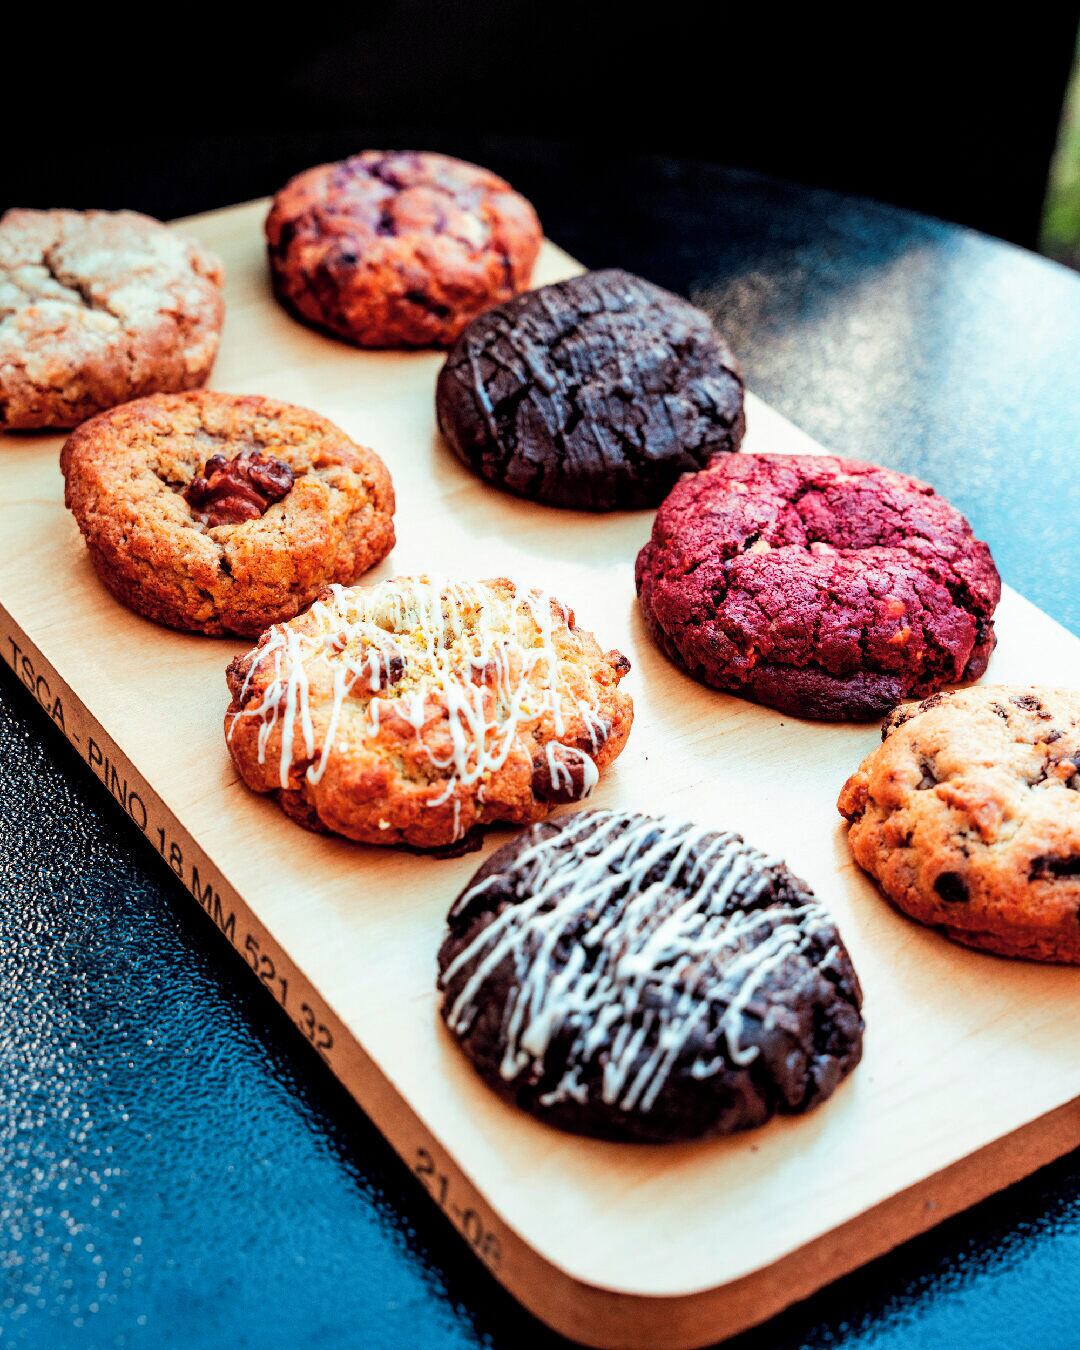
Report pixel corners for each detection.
[3,154,1080,1349]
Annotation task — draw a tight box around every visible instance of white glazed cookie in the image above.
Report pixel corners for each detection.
[0,208,224,428]
[225,577,633,851]
[437,809,864,1140]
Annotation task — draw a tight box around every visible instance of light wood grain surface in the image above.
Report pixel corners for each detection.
[2,200,1078,1349]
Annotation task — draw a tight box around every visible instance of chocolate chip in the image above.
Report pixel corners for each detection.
[575,721,611,754]
[356,646,405,689]
[1011,693,1050,717]
[934,871,969,903]
[374,651,406,688]
[404,289,451,318]
[531,746,595,804]
[1030,856,1080,880]
[916,758,938,789]
[468,657,500,686]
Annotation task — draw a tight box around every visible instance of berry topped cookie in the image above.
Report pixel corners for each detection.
[0,208,224,429]
[636,453,1001,720]
[265,152,542,348]
[436,269,745,510]
[839,686,1080,962]
[438,809,864,1140]
[225,577,633,851]
[61,391,395,636]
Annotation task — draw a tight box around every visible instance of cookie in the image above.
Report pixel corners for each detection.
[265,151,542,348]
[437,809,863,1140]
[225,577,633,851]
[436,268,745,511]
[0,208,224,429]
[635,453,1001,720]
[61,391,395,637]
[838,686,1080,962]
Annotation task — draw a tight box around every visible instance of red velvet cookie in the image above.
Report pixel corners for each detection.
[265,151,542,348]
[635,453,1001,721]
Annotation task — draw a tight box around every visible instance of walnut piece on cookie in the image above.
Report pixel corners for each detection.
[838,686,1080,962]
[265,151,542,348]
[0,208,224,429]
[61,391,395,637]
[224,577,633,851]
[635,453,1001,721]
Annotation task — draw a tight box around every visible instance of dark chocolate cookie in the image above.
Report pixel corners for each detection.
[635,453,1001,721]
[435,269,745,511]
[437,809,863,1141]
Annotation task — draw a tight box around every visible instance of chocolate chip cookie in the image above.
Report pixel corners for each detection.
[435,269,745,510]
[61,391,395,636]
[636,453,1001,720]
[839,686,1080,962]
[437,809,864,1140]
[0,208,224,429]
[265,151,542,348]
[225,577,633,852]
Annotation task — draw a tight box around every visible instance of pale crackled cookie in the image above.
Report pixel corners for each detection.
[61,391,395,636]
[225,578,633,852]
[438,809,864,1140]
[838,686,1080,962]
[266,151,542,348]
[0,208,224,429]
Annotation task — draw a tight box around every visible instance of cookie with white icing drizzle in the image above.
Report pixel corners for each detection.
[225,577,633,852]
[438,810,863,1140]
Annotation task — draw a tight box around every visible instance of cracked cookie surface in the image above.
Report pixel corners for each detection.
[0,208,224,429]
[635,453,1001,720]
[225,577,633,851]
[838,686,1080,962]
[61,391,395,636]
[436,268,745,510]
[437,809,863,1140]
[265,151,541,348]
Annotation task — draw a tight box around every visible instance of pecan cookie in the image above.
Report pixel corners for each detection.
[0,208,224,429]
[636,453,1001,720]
[438,809,863,1140]
[61,391,395,636]
[838,687,1080,962]
[436,269,745,510]
[265,151,542,348]
[225,577,633,852]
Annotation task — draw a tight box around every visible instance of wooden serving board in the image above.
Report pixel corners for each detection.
[3,200,1079,1350]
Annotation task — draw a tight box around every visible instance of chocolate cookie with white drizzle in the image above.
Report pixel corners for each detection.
[438,810,863,1140]
[225,577,633,853]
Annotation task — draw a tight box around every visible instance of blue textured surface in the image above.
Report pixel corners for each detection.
[2,157,1080,1349]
